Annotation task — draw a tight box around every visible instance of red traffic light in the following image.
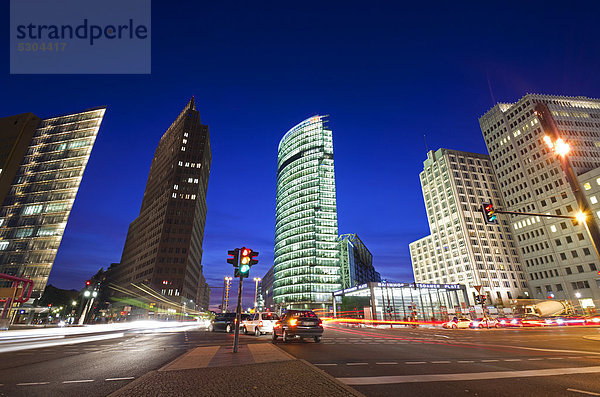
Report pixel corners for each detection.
[85,280,91,286]
[241,248,250,256]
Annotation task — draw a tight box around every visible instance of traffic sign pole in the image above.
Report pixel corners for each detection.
[233,276,243,353]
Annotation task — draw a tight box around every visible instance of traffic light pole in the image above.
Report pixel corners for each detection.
[233,276,244,353]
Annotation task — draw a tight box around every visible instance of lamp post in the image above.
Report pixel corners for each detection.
[537,103,600,262]
[224,277,232,313]
[253,277,261,310]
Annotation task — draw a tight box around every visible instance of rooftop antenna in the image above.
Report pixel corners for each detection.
[424,133,430,153]
[486,71,497,106]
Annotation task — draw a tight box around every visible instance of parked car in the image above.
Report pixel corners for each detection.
[243,312,280,336]
[209,313,250,333]
[505,315,548,327]
[442,317,471,329]
[470,317,500,328]
[272,310,323,343]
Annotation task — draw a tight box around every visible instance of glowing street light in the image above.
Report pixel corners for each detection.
[575,292,582,299]
[253,277,261,309]
[576,211,587,224]
[544,135,571,157]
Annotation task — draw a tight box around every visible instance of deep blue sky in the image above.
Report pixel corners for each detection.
[2,2,600,309]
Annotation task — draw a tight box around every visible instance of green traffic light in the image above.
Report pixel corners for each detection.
[240,264,250,273]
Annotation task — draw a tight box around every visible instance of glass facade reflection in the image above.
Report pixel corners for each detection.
[0,108,106,298]
[274,115,340,308]
[334,282,470,321]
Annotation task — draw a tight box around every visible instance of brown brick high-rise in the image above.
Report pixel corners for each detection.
[115,98,211,311]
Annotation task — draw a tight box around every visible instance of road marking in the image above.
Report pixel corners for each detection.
[457,360,475,363]
[434,334,450,339]
[17,382,50,386]
[481,359,499,362]
[405,361,426,365]
[431,361,451,364]
[376,362,398,365]
[105,377,135,381]
[315,363,338,366]
[528,358,543,361]
[504,359,522,362]
[338,366,600,385]
[567,388,600,396]
[549,357,563,360]
[63,380,94,384]
[347,362,368,366]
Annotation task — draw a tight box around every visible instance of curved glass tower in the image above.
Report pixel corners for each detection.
[274,115,340,309]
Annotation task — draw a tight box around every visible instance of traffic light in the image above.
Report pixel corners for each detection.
[227,249,240,266]
[236,247,251,278]
[481,203,498,224]
[249,250,259,266]
[85,280,91,286]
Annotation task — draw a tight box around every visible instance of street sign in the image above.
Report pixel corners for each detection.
[474,285,482,293]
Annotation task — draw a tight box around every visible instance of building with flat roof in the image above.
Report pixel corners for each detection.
[479,94,600,312]
[338,233,380,289]
[0,107,105,298]
[334,282,470,321]
[410,148,527,307]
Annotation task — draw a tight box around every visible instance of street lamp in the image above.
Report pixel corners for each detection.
[253,277,261,310]
[575,292,582,299]
[223,276,233,313]
[84,290,91,297]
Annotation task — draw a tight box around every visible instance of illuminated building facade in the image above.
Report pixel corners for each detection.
[409,149,527,307]
[274,115,340,309]
[338,233,381,289]
[0,107,106,298]
[480,94,600,311]
[114,98,211,311]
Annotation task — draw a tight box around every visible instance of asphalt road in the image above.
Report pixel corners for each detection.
[275,324,600,397]
[0,324,256,397]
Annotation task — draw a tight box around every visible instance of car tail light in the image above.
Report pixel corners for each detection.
[318,320,322,326]
[259,321,263,327]
[290,319,298,326]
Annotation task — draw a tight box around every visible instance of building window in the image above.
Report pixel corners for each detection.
[592,196,598,204]
[0,241,8,250]
[556,284,563,291]
[584,183,592,190]
[590,263,597,271]
[566,267,572,275]
[577,265,584,273]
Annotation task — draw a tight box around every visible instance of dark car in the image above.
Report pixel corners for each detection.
[272,310,323,343]
[209,313,250,333]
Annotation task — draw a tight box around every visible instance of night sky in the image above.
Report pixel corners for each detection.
[2,2,600,309]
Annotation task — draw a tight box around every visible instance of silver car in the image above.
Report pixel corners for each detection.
[243,312,280,336]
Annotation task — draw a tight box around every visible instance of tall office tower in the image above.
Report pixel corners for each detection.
[274,115,340,309]
[115,98,211,309]
[480,94,600,310]
[409,149,527,306]
[338,233,381,289]
[0,108,106,298]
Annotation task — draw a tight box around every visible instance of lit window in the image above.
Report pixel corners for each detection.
[178,161,183,166]
[184,133,188,137]
[194,179,198,183]
[188,178,193,183]
[185,162,189,167]
[0,241,8,250]
[182,139,187,144]
[191,195,196,199]
[172,193,177,198]
[174,184,179,190]
[550,225,557,232]
[584,183,591,190]
[592,196,598,204]
[596,177,600,186]
[181,146,186,151]
[191,163,195,167]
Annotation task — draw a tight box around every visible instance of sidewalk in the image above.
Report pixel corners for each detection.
[109,342,364,397]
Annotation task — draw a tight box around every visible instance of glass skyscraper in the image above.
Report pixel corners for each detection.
[0,107,106,298]
[274,115,340,309]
